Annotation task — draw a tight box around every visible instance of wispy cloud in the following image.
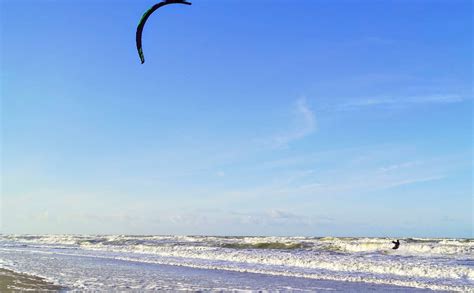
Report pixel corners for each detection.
[204,146,468,211]
[378,161,422,173]
[272,97,317,147]
[267,209,300,220]
[231,209,316,226]
[169,213,209,226]
[338,94,467,110]
[380,175,445,190]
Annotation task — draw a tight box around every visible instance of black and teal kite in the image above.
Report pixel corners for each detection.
[136,0,191,64]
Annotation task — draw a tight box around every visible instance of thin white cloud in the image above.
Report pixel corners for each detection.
[406,94,466,104]
[378,161,422,173]
[339,94,467,110]
[273,97,317,147]
[380,175,445,189]
[203,146,467,212]
[230,209,312,226]
[267,209,299,220]
[169,213,209,226]
[30,210,50,222]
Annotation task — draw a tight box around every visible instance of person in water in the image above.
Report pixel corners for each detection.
[392,239,400,249]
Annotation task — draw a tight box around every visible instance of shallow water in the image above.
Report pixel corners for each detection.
[0,235,472,291]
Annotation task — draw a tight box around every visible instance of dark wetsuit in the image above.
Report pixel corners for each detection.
[392,240,400,250]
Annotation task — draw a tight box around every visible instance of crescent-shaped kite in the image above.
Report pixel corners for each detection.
[136,0,192,64]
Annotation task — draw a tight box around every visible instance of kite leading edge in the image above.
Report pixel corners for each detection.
[136,0,191,64]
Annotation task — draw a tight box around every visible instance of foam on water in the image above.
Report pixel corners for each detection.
[0,235,472,291]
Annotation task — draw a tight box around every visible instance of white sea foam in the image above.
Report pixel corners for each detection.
[0,235,472,291]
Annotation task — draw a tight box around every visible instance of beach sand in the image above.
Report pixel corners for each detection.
[0,269,62,292]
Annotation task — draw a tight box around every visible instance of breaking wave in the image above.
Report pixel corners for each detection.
[1,235,473,291]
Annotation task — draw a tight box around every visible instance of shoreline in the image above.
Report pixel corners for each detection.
[0,263,438,292]
[0,268,63,292]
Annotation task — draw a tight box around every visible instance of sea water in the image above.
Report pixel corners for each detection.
[0,235,472,291]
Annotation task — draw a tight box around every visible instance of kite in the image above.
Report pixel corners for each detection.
[136,0,191,64]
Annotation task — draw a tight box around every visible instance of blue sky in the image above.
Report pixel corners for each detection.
[1,0,472,237]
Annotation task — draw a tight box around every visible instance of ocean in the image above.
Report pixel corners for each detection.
[0,235,472,291]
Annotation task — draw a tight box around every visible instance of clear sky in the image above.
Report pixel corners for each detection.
[1,0,472,237]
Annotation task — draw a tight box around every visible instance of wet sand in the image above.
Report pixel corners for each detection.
[0,269,62,292]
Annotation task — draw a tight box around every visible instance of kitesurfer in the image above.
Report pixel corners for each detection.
[392,239,400,250]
